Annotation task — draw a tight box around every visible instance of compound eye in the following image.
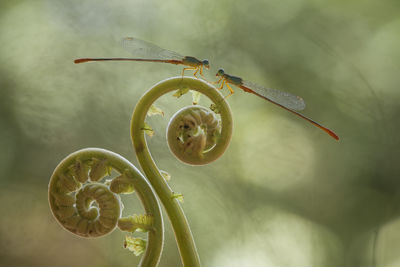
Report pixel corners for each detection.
[217,68,224,76]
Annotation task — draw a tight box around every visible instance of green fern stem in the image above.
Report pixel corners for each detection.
[131,77,232,266]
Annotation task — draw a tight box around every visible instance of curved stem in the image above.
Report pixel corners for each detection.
[131,77,232,266]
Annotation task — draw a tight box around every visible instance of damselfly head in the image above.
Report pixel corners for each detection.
[202,59,210,69]
[216,68,225,77]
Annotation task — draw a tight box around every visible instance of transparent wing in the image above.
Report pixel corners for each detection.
[242,80,306,111]
[122,37,184,61]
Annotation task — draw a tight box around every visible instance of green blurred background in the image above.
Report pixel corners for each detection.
[1,0,400,266]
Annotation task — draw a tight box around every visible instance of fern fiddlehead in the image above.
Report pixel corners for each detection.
[49,76,233,266]
[48,148,164,266]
